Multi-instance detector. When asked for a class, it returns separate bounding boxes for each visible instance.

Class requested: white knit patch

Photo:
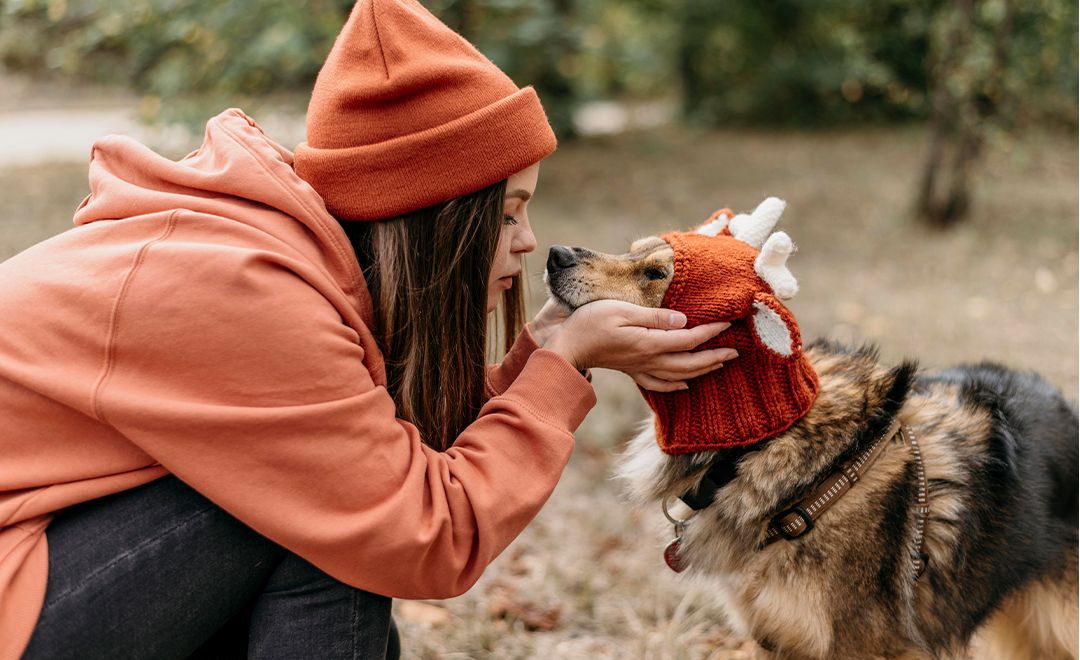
[752,301,793,356]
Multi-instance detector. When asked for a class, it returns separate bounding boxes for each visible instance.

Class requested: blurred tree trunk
[675,0,714,120]
[918,0,1016,228]
[533,0,579,139]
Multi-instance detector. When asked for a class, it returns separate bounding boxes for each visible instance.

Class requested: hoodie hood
[74,108,372,326]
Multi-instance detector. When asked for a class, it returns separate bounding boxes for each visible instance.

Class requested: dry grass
[0,124,1075,659]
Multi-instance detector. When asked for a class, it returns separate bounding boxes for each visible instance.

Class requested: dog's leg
[969,554,1079,660]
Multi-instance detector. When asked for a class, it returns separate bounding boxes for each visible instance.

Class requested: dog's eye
[644,267,666,281]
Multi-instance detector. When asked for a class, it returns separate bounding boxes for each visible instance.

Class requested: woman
[0,1,733,657]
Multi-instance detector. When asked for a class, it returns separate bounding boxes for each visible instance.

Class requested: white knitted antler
[695,196,800,299]
[695,215,728,236]
[729,197,786,249]
[755,231,799,299]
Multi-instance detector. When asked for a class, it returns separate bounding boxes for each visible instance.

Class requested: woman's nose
[513,224,537,254]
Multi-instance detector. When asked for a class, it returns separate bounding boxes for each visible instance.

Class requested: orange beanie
[640,206,819,454]
[293,0,557,221]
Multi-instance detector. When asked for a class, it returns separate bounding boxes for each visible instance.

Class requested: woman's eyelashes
[503,214,519,225]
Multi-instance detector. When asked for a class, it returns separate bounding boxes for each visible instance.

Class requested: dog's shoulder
[920,360,1078,531]
[723,342,917,524]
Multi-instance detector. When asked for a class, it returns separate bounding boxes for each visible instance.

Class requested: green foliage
[666,0,945,125]
[424,0,678,137]
[0,0,1074,132]
[981,0,1078,127]
[0,0,352,122]
[426,0,583,137]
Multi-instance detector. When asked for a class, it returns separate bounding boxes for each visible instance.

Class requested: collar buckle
[770,504,815,540]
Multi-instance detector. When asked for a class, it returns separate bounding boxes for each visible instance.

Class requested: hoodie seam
[91,211,180,425]
[215,120,364,297]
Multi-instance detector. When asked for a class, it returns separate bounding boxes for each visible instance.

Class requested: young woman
[0,1,733,658]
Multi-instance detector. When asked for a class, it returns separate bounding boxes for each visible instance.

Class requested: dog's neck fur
[620,340,917,548]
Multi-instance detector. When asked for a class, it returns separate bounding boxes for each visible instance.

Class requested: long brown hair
[341,181,525,451]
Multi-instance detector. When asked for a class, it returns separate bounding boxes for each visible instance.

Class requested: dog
[544,201,1078,659]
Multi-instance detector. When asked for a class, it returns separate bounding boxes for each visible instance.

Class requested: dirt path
[0,105,309,166]
[1,107,142,165]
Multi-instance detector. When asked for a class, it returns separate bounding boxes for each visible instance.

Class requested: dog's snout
[547,245,578,273]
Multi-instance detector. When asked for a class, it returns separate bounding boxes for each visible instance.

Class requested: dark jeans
[22,475,400,660]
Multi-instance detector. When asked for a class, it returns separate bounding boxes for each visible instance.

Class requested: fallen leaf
[397,601,450,626]
[487,585,562,631]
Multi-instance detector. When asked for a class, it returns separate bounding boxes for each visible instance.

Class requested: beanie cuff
[644,353,820,455]
[294,87,556,220]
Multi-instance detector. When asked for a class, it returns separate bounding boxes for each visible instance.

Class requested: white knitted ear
[695,216,729,236]
[729,197,786,249]
[752,300,794,356]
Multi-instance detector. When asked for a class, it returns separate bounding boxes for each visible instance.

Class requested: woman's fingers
[529,298,573,347]
[614,302,688,330]
[648,359,735,382]
[648,364,727,381]
[631,372,688,392]
[642,320,731,352]
[584,299,688,329]
[544,299,735,373]
[648,347,737,374]
[634,347,737,390]
[604,300,686,328]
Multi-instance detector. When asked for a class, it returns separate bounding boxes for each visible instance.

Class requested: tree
[917,0,1016,227]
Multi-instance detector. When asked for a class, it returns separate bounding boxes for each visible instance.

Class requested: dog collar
[664,418,930,580]
[678,444,761,510]
[762,419,903,544]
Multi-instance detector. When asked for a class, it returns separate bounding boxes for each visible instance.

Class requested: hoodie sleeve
[484,325,541,397]
[94,225,596,599]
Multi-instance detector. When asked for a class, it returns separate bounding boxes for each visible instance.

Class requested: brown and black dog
[545,203,1078,659]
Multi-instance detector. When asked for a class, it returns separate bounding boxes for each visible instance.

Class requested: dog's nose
[547,245,577,272]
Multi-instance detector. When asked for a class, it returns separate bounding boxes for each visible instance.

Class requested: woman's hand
[540,299,735,392]
[527,298,572,348]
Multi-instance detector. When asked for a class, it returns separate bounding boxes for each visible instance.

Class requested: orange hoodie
[0,108,596,657]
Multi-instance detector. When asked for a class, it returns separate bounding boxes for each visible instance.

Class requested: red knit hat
[293,0,557,221]
[640,199,820,454]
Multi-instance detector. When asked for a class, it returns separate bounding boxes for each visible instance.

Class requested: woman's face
[487,163,540,313]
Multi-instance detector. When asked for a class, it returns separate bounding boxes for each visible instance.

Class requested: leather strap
[679,445,756,511]
[903,425,930,578]
[763,418,931,581]
[764,419,902,544]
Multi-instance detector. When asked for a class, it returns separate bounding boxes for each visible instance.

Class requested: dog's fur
[546,238,1079,659]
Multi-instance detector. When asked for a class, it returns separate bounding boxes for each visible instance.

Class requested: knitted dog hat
[640,198,820,454]
[294,0,556,221]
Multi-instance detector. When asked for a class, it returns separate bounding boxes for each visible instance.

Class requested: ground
[0,120,1075,660]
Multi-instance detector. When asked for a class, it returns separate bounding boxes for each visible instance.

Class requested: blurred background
[1,1,1076,658]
